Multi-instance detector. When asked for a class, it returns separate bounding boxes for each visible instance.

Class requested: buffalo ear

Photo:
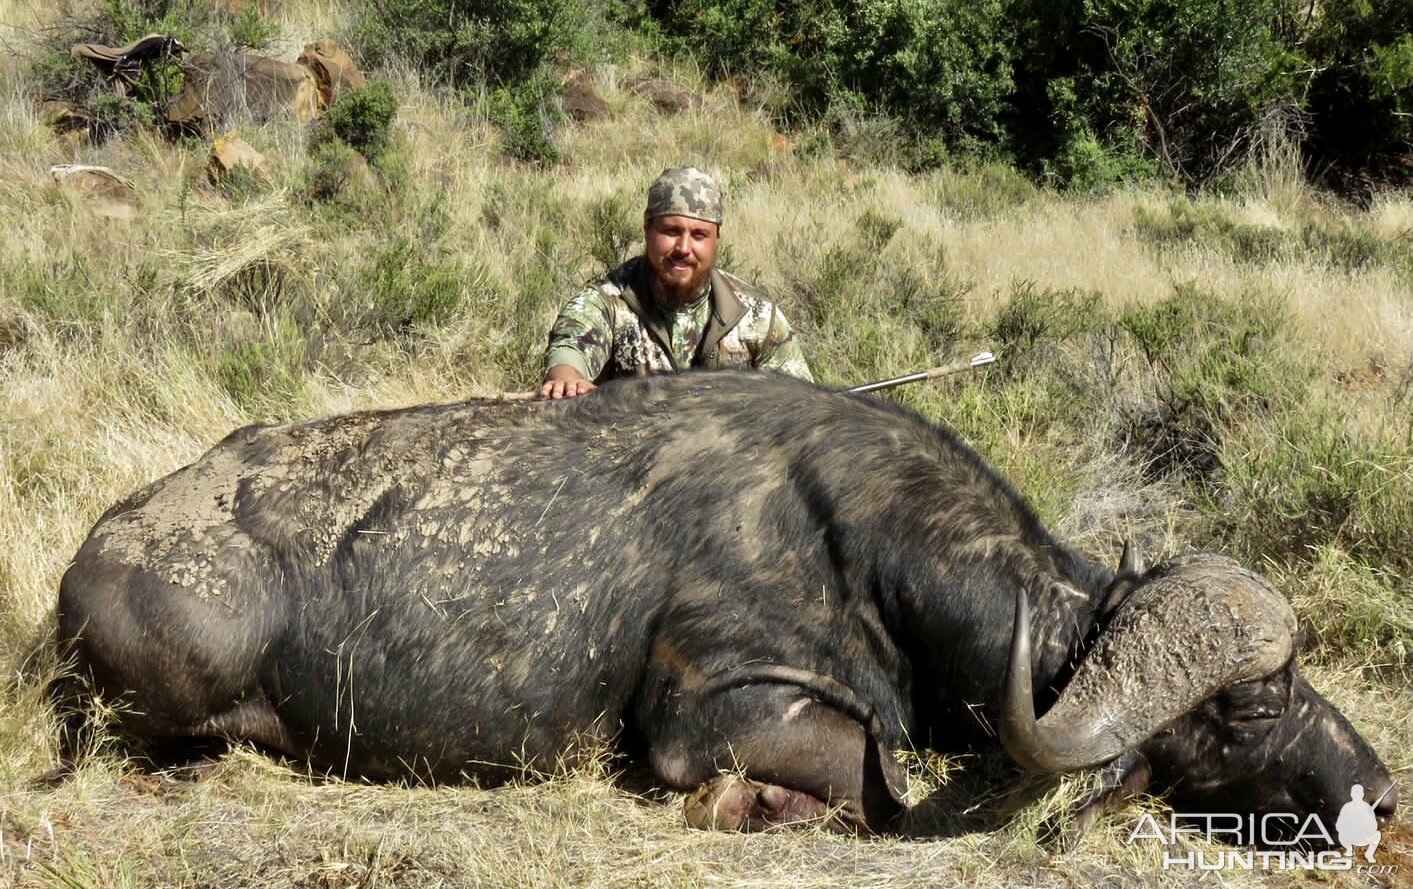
[872,739,910,803]
[1119,539,1145,576]
[1040,751,1153,850]
[1099,540,1146,619]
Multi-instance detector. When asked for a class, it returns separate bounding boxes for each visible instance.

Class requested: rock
[627,77,702,115]
[296,39,366,111]
[208,133,267,184]
[48,164,137,220]
[561,70,611,122]
[167,52,320,129]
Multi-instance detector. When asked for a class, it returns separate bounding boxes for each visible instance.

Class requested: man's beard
[650,263,712,310]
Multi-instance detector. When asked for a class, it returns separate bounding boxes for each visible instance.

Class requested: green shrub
[587,191,641,272]
[927,163,1037,221]
[792,242,874,329]
[216,1,280,51]
[1216,405,1413,583]
[318,82,399,163]
[1009,0,1302,186]
[885,263,966,356]
[977,282,1112,436]
[1299,0,1413,190]
[486,78,562,165]
[300,139,375,206]
[352,0,590,88]
[212,313,307,414]
[1133,199,1413,278]
[988,281,1108,372]
[1300,218,1413,279]
[1133,199,1288,264]
[1043,126,1157,193]
[855,209,902,252]
[92,0,278,51]
[362,236,482,332]
[654,0,1015,150]
[98,0,196,45]
[210,159,267,203]
[86,91,157,139]
[1118,285,1307,484]
[27,0,278,144]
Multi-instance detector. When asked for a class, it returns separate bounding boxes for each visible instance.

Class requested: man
[1336,784,1382,863]
[540,166,812,399]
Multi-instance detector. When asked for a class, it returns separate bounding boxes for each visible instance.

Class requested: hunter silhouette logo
[1337,783,1389,863]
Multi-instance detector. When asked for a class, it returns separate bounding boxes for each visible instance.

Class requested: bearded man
[540,166,813,399]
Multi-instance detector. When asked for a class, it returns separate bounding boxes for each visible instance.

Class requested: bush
[927,162,1037,221]
[485,77,562,165]
[988,281,1109,373]
[1299,0,1413,191]
[27,0,279,144]
[1042,124,1156,192]
[352,0,591,87]
[1118,285,1306,484]
[211,313,307,414]
[1217,405,1413,583]
[587,190,641,272]
[1134,199,1291,264]
[301,139,376,206]
[1008,0,1302,187]
[631,0,1406,191]
[318,81,399,163]
[1133,199,1413,278]
[361,236,480,332]
[654,0,1015,149]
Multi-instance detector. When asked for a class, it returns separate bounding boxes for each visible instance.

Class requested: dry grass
[2,2,1411,887]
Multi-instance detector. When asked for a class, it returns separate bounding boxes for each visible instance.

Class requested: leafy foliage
[26,0,1413,188]
[486,77,563,165]
[352,1,586,163]
[1118,285,1303,485]
[1299,0,1413,192]
[352,0,590,87]
[637,0,1410,190]
[360,236,481,332]
[211,312,308,414]
[1133,198,1413,279]
[655,0,1015,155]
[318,81,400,163]
[27,0,280,144]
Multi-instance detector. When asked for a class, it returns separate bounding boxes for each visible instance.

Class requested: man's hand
[540,365,597,399]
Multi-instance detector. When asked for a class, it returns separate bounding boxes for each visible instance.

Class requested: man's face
[644,214,719,309]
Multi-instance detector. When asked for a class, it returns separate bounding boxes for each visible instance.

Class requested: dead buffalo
[55,370,1395,837]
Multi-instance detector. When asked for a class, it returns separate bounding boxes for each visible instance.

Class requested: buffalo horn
[1000,553,1297,773]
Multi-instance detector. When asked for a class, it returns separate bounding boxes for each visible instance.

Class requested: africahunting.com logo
[1127,783,1398,876]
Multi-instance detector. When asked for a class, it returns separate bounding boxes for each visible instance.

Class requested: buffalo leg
[643,681,903,832]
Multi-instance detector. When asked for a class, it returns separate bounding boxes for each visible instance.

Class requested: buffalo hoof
[683,775,838,831]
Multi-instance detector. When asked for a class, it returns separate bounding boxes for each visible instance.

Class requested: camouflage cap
[645,166,723,226]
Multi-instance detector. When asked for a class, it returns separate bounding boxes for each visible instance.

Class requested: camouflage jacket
[543,256,813,383]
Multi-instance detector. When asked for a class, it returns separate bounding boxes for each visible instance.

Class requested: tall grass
[2,2,1411,886]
